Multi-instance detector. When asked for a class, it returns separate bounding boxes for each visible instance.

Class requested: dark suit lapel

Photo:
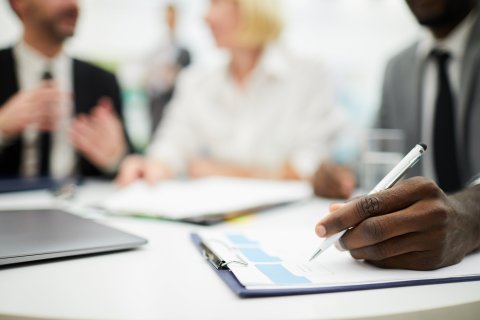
[459,16,480,179]
[0,48,23,176]
[71,59,85,175]
[405,44,425,152]
[73,59,81,115]
[413,52,425,148]
[459,18,480,140]
[399,44,426,179]
[72,58,88,115]
[0,48,20,105]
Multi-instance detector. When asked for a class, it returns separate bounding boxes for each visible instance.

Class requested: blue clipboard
[191,233,480,298]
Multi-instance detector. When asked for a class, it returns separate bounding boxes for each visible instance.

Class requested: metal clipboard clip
[200,239,248,270]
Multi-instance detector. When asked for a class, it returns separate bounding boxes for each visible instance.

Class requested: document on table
[100,177,313,224]
[193,228,480,296]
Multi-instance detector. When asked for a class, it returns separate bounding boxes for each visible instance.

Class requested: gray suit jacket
[377,14,480,188]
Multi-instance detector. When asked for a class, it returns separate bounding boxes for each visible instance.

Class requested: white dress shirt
[147,44,344,178]
[13,41,76,179]
[417,12,477,181]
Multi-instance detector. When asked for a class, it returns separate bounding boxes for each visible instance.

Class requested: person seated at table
[313,0,480,270]
[0,0,130,181]
[116,0,344,186]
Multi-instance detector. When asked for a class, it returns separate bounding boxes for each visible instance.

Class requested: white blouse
[147,44,344,178]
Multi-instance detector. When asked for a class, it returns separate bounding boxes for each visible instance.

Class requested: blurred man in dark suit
[0,0,130,180]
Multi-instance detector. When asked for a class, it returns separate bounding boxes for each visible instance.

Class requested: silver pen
[308,143,427,262]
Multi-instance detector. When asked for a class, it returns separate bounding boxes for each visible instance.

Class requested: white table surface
[0,181,479,320]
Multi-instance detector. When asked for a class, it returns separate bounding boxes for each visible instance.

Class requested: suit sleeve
[106,73,133,154]
[375,60,395,130]
[74,62,132,178]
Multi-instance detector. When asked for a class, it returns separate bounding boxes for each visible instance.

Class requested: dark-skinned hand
[315,177,480,270]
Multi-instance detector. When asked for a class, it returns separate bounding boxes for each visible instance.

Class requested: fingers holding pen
[312,176,466,270]
[348,231,440,264]
[315,177,438,238]
[338,201,438,251]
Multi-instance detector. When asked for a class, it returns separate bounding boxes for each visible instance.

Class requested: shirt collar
[254,42,290,80]
[417,10,477,61]
[14,40,69,79]
[221,42,291,84]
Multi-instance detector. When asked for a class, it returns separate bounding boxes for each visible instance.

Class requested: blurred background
[0,0,420,152]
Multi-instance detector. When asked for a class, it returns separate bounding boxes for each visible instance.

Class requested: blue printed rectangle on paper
[238,248,281,263]
[256,264,311,285]
[227,234,259,245]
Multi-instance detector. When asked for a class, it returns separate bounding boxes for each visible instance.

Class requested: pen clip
[409,157,421,168]
[200,239,248,270]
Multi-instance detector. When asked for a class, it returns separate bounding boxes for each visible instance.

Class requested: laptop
[0,209,147,266]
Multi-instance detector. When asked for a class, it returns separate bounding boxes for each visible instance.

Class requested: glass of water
[360,129,405,191]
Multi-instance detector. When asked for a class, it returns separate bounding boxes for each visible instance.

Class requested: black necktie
[431,50,461,192]
[39,69,53,176]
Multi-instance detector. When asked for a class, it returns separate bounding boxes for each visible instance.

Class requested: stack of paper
[100,177,313,223]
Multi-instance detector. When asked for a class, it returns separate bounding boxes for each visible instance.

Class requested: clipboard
[191,233,480,298]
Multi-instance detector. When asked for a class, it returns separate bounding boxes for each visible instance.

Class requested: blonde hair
[235,0,284,47]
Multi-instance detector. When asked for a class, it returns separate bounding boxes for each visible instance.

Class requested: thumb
[329,202,346,213]
[97,96,114,112]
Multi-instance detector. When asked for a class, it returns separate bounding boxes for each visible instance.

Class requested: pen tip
[419,143,427,151]
[308,250,322,262]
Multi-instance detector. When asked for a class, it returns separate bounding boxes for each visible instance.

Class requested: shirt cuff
[146,145,186,176]
[469,175,480,187]
[290,154,323,179]
[99,150,128,175]
[0,131,14,151]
